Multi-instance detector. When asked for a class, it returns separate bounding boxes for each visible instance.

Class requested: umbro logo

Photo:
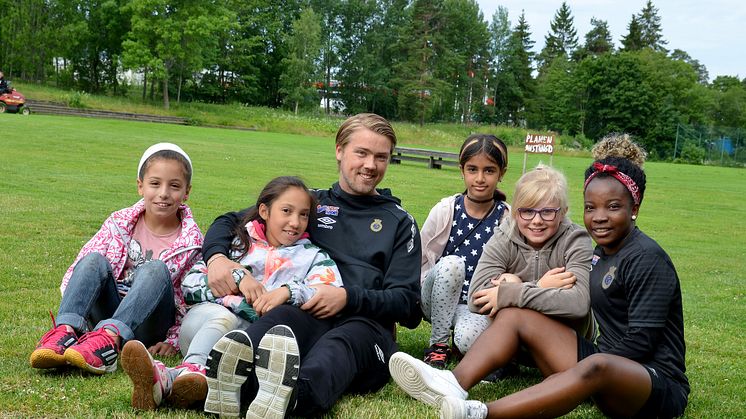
[318,217,336,225]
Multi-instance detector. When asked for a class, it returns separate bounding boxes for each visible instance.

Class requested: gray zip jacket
[467,217,596,339]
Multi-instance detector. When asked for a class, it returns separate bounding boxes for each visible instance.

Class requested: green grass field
[1,115,744,418]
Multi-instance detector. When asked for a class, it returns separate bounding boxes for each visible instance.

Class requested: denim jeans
[179,302,250,366]
[56,252,175,346]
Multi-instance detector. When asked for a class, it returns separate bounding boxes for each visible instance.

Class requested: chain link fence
[673,124,745,167]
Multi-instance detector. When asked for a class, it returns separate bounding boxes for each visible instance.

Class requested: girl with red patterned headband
[387,134,689,419]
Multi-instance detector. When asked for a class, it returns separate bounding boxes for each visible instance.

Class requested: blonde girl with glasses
[467,164,594,337]
[390,164,596,404]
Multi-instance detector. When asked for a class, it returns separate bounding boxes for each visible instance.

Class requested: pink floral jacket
[59,199,203,350]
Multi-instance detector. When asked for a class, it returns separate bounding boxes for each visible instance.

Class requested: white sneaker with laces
[440,396,488,419]
[389,351,467,408]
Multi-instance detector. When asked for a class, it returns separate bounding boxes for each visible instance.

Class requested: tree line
[1,0,744,159]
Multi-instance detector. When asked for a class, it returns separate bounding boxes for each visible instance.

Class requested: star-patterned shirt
[442,195,506,303]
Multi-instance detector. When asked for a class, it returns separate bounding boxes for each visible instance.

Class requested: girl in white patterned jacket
[120,176,343,411]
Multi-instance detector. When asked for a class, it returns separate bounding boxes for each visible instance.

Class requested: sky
[475,0,745,81]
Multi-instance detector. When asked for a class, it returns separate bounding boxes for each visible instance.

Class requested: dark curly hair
[584,134,647,205]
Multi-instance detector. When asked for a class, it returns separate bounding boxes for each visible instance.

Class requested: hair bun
[591,133,646,167]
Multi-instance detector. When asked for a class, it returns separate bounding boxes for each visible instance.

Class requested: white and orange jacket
[182,220,343,321]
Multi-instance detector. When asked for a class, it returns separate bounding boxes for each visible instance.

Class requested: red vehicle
[0,88,30,114]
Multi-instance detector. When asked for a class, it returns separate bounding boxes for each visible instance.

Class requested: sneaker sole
[64,348,116,375]
[29,348,67,369]
[167,372,208,409]
[246,325,300,419]
[204,330,254,417]
[389,352,451,408]
[120,340,158,410]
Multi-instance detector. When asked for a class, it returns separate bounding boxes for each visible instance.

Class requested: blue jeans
[56,252,175,346]
[179,302,250,366]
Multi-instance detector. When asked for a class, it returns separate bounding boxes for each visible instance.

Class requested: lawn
[1,115,744,418]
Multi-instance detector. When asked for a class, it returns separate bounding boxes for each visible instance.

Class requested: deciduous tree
[122,0,232,109]
[280,8,322,114]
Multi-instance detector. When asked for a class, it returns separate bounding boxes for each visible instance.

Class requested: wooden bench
[391,146,459,169]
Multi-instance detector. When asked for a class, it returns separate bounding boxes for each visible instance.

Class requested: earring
[631,215,637,220]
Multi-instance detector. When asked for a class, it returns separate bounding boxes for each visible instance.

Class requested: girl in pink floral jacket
[30,143,203,375]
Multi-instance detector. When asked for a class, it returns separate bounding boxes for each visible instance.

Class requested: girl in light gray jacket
[468,164,595,340]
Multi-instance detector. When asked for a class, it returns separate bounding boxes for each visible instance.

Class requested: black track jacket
[202,182,423,330]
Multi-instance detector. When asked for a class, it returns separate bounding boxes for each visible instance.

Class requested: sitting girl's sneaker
[64,326,120,374]
[423,343,451,369]
[167,362,208,408]
[389,351,467,408]
[121,340,173,410]
[440,397,488,419]
[29,313,77,369]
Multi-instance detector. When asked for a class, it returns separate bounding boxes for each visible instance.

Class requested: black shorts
[576,335,688,419]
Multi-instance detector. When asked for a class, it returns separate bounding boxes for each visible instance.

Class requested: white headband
[137,143,192,178]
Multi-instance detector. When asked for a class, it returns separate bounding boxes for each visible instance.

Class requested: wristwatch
[231,268,245,285]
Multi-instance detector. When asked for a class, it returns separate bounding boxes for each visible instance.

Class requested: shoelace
[175,362,206,375]
[77,324,121,349]
[427,351,448,362]
[38,310,73,344]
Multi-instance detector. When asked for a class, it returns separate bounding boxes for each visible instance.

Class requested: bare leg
[484,353,652,418]
[452,308,578,390]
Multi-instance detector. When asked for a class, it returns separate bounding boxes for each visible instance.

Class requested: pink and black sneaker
[64,325,120,374]
[29,312,78,369]
[167,362,208,409]
[121,340,173,410]
[423,343,451,369]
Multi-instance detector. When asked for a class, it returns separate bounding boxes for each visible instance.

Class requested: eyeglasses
[517,207,561,221]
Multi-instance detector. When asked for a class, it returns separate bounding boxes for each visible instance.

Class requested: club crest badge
[370,218,383,232]
[602,266,617,289]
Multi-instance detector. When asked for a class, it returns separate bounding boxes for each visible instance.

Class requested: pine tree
[670,49,709,84]
[537,2,578,71]
[580,17,613,58]
[638,0,667,52]
[621,14,644,51]
[502,10,535,125]
[394,0,448,125]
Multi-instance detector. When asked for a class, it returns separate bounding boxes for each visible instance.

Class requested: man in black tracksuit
[201,113,422,416]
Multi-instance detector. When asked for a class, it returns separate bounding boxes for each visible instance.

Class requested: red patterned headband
[583,162,641,205]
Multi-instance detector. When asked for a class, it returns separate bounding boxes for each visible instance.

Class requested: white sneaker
[389,351,467,408]
[246,325,300,419]
[204,330,254,417]
[440,397,488,419]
